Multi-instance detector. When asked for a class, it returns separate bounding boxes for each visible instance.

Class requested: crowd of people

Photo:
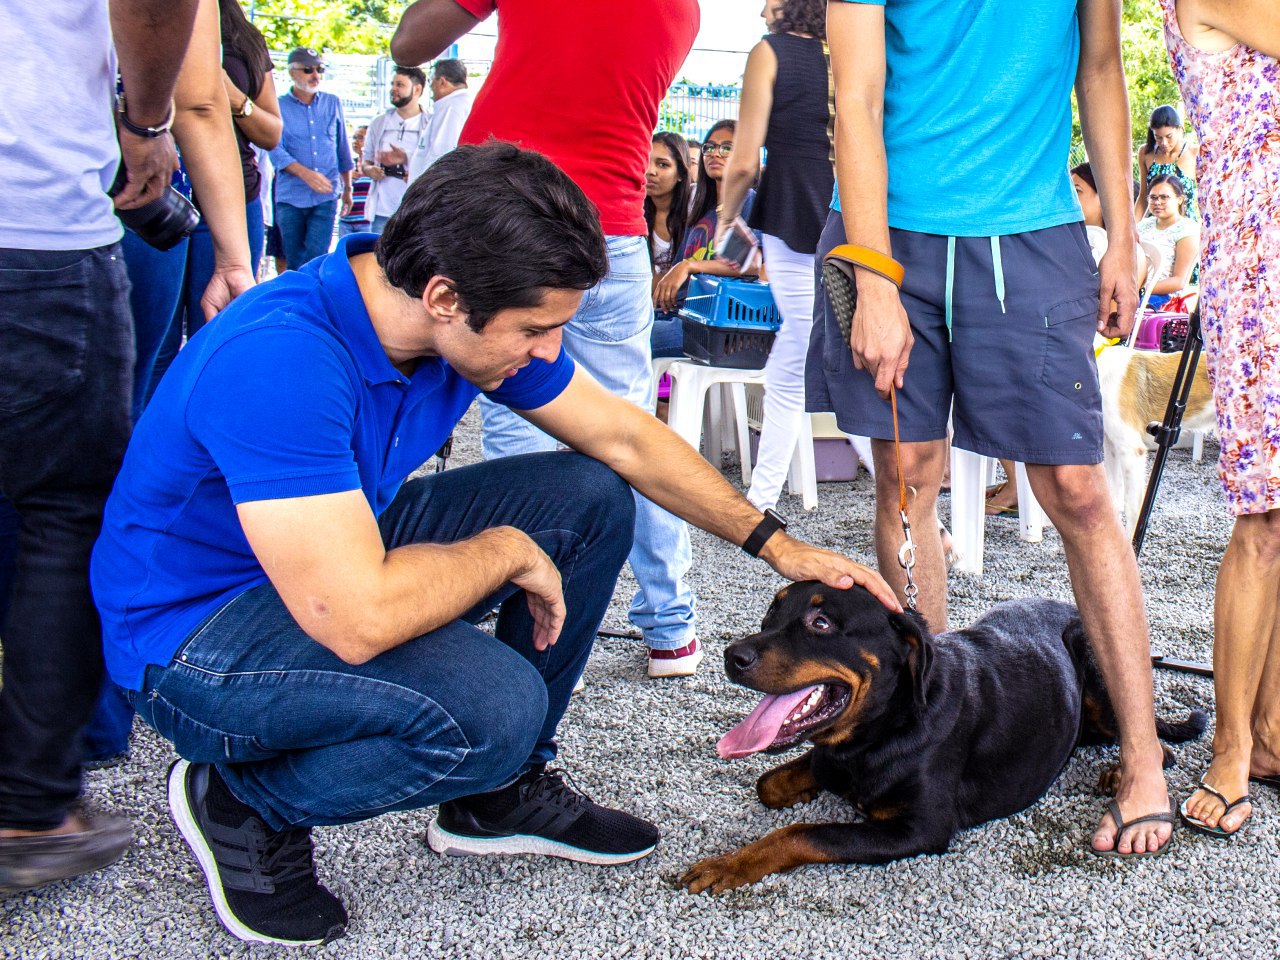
[0,0,1277,950]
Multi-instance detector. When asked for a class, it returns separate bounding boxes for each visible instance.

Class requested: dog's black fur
[681,582,1207,893]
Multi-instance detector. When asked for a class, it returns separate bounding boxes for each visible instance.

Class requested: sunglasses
[295,65,325,75]
[701,142,734,157]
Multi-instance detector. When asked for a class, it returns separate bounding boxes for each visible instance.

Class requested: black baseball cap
[288,47,323,69]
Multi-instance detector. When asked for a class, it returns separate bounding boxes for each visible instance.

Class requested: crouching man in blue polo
[90,142,897,948]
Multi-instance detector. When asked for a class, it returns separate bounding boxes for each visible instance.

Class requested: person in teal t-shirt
[808,0,1173,860]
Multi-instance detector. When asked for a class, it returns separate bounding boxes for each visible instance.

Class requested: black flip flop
[1091,799,1176,858]
[1179,778,1252,838]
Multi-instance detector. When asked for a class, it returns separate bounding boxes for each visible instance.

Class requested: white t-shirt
[0,1,122,250]
[408,89,475,183]
[1137,216,1197,283]
[651,233,673,272]
[364,110,425,219]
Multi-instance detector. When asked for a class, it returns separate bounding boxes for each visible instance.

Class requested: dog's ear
[889,610,932,710]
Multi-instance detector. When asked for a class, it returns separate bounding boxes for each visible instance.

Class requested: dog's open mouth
[716,683,851,759]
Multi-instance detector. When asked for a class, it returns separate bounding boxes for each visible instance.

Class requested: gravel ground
[6,409,1276,960]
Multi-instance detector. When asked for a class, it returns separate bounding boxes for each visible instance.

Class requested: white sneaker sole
[647,648,704,679]
[426,819,655,866]
[168,760,329,947]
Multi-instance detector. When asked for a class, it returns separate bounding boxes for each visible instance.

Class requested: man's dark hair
[395,65,428,91]
[433,59,468,86]
[377,142,608,331]
[772,0,827,39]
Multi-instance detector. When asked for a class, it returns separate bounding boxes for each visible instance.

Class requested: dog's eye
[806,611,832,633]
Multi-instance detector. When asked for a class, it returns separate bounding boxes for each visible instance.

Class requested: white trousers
[747,234,816,511]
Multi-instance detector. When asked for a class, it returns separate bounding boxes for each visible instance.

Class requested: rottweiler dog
[681,582,1206,894]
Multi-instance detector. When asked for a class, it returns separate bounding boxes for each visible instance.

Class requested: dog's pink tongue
[717,685,822,759]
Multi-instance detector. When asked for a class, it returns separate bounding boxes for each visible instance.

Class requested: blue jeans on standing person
[183,199,266,343]
[479,234,695,651]
[650,308,685,358]
[276,199,337,270]
[128,452,635,830]
[0,244,134,830]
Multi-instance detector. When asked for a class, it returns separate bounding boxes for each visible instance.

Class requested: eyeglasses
[701,142,734,157]
[294,65,325,75]
[1148,194,1177,203]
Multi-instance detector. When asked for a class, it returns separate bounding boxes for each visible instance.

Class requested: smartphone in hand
[714,217,762,274]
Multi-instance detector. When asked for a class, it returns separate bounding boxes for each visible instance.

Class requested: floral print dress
[1161,0,1280,515]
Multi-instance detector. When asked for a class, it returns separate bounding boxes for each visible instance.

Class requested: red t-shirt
[456,0,699,236]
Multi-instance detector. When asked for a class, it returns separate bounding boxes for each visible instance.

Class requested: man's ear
[888,610,932,711]
[422,277,463,323]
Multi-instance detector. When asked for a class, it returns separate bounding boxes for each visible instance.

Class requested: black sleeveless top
[747,32,834,255]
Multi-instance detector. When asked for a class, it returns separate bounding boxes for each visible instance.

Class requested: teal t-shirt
[831,0,1083,236]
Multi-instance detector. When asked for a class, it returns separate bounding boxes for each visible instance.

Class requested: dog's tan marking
[756,751,820,809]
[860,651,880,670]
[776,586,790,600]
[865,804,903,822]
[681,824,835,894]
[809,593,825,606]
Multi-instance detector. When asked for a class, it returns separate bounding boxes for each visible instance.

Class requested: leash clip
[897,509,919,611]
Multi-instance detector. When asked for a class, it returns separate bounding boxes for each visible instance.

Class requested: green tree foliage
[244,1,407,57]
[1121,0,1182,141]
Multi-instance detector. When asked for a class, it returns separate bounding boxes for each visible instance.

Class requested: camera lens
[109,164,200,251]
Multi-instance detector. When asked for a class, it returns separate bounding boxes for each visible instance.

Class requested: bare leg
[1026,462,1170,854]
[986,459,1020,514]
[1183,510,1280,832]
[870,438,947,632]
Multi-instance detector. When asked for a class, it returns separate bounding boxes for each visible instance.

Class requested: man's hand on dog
[758,534,901,613]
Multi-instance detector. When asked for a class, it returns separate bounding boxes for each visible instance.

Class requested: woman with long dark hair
[715,0,834,510]
[1135,104,1199,222]
[644,132,690,275]
[1136,173,1200,310]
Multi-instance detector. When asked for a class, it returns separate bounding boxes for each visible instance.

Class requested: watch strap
[117,94,174,139]
[742,509,787,558]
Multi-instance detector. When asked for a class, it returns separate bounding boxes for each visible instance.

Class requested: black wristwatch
[742,508,788,558]
[117,94,174,139]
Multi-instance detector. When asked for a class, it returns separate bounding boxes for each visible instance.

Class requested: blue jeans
[650,309,685,358]
[121,229,188,423]
[184,199,266,343]
[479,235,695,650]
[130,452,634,830]
[337,219,369,238]
[276,199,337,270]
[370,214,391,234]
[0,245,134,829]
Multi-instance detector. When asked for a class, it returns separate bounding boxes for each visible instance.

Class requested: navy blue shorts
[806,211,1104,465]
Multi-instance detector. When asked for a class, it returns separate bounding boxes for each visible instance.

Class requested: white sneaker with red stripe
[646,638,703,678]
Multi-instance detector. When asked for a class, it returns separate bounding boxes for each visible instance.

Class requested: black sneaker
[167,759,347,945]
[427,765,659,866]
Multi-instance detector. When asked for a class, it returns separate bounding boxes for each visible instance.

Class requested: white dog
[1095,341,1215,535]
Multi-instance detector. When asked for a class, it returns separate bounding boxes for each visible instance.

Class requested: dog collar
[743,509,788,558]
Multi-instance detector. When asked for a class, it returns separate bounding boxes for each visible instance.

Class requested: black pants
[0,244,134,830]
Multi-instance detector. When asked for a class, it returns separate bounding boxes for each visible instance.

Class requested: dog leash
[889,387,919,612]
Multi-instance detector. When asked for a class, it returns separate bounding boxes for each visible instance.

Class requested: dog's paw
[680,852,764,895]
[1096,762,1121,796]
[757,779,820,810]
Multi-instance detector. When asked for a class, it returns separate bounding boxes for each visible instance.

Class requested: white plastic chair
[1128,240,1164,347]
[948,448,1048,576]
[663,359,818,510]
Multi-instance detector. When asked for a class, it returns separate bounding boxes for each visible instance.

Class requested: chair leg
[948,447,988,575]
[666,366,709,457]
[1012,462,1045,542]
[788,414,818,511]
[729,382,753,486]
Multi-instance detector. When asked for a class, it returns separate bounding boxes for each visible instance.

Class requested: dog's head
[716,581,932,760]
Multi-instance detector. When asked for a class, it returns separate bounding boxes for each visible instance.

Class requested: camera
[381,163,408,181]
[108,162,199,251]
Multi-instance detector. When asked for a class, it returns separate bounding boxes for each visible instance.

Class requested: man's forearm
[391,0,481,65]
[110,0,200,124]
[1077,0,1135,240]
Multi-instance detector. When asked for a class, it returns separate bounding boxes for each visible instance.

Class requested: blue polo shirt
[92,234,575,690]
[830,0,1082,236]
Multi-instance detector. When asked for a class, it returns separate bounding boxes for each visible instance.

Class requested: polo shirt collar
[318,234,410,387]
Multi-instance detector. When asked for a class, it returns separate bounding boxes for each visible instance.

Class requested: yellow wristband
[824,244,904,288]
